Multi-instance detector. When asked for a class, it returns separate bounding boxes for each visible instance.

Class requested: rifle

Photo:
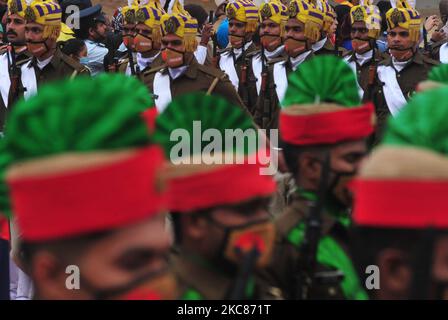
[366,42,378,104]
[260,46,271,129]
[209,10,219,68]
[423,17,430,53]
[6,42,21,108]
[127,44,137,76]
[239,40,250,111]
[334,20,340,57]
[227,247,260,300]
[294,153,334,300]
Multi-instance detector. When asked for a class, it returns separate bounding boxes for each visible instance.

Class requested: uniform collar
[382,50,424,67]
[289,50,312,71]
[232,41,253,60]
[312,37,327,52]
[165,57,199,80]
[29,48,62,70]
[354,50,374,66]
[264,45,285,61]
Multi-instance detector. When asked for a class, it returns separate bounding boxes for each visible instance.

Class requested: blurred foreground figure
[0,74,175,300]
[154,93,280,299]
[351,87,448,300]
[259,56,374,300]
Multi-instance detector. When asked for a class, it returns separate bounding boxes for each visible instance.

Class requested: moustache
[6,31,17,37]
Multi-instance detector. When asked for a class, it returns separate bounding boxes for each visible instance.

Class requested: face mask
[122,35,135,50]
[27,40,50,58]
[312,157,357,209]
[79,57,89,65]
[161,48,184,68]
[261,35,282,52]
[229,34,245,48]
[210,218,276,269]
[134,34,153,53]
[390,47,414,61]
[351,38,371,54]
[82,269,178,300]
[284,38,307,57]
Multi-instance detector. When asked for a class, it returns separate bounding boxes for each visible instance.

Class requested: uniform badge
[125,9,136,24]
[9,0,19,14]
[352,7,365,22]
[24,6,36,22]
[164,17,179,34]
[226,6,236,19]
[289,2,297,18]
[136,8,146,23]
[390,9,404,26]
[260,5,272,20]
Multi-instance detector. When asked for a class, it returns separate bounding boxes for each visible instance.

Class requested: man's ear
[31,251,72,300]
[376,248,412,299]
[299,152,322,183]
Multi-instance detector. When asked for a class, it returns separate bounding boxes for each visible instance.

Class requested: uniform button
[379,90,382,94]
[397,74,401,78]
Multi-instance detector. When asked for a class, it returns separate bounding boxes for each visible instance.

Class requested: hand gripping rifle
[127,44,137,76]
[294,153,342,300]
[260,46,271,129]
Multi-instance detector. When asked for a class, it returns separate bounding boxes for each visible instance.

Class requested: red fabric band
[0,217,9,241]
[168,154,276,212]
[352,179,448,229]
[8,146,167,242]
[141,108,158,134]
[279,103,375,145]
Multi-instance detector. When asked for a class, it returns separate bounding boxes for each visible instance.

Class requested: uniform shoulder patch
[267,56,288,66]
[197,64,227,80]
[142,64,166,77]
[246,49,261,59]
[59,52,88,72]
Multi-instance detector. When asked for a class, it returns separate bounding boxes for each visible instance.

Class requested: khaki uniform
[258,192,368,300]
[0,48,32,130]
[143,57,246,111]
[218,43,259,115]
[371,52,438,143]
[343,49,388,102]
[19,48,89,88]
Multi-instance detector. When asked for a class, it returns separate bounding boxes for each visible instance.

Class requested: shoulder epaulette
[198,63,227,80]
[60,52,88,72]
[267,56,288,66]
[142,64,166,77]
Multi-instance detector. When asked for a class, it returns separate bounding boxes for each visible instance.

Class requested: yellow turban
[386,0,421,43]
[7,0,28,18]
[136,2,165,46]
[160,13,198,52]
[259,0,288,36]
[288,0,324,43]
[24,0,62,40]
[350,4,382,39]
[226,0,259,33]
